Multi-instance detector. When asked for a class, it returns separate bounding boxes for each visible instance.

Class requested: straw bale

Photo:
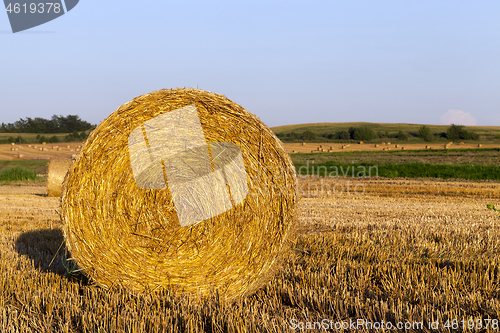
[27,145,32,148]
[17,153,24,158]
[67,145,70,149]
[387,142,391,145]
[61,88,297,301]
[42,142,46,145]
[478,144,482,147]
[460,142,464,145]
[47,158,74,197]
[375,144,379,148]
[11,142,15,146]
[301,142,306,145]
[401,147,406,150]
[359,141,363,144]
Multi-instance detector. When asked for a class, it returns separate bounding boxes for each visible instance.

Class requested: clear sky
[1,1,499,127]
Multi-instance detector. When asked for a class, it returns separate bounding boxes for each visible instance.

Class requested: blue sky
[1,1,499,127]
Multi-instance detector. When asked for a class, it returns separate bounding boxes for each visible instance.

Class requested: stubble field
[1,176,500,332]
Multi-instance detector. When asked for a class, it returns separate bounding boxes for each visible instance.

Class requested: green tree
[418,125,433,141]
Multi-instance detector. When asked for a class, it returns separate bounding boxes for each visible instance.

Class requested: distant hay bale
[447,142,453,146]
[387,142,391,145]
[47,158,74,197]
[460,142,464,145]
[17,153,24,159]
[11,142,15,146]
[401,147,406,150]
[359,141,363,144]
[395,144,399,148]
[61,88,297,301]
[27,145,32,148]
[42,142,46,145]
[67,145,70,149]
[375,144,379,148]
[302,142,306,145]
[478,144,482,147]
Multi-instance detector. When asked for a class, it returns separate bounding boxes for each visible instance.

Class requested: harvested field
[284,142,500,154]
[1,178,500,331]
[0,143,81,160]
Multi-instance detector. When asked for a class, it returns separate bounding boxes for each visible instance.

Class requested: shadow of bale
[15,228,86,282]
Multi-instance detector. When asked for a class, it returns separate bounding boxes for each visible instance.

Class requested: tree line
[0,115,95,133]
[276,124,480,142]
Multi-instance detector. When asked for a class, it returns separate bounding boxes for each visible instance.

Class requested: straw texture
[61,88,297,301]
[47,158,73,197]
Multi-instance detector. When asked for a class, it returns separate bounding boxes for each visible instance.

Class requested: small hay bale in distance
[61,88,298,301]
[47,158,74,197]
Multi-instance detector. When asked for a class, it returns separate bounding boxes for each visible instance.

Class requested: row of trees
[0,115,95,133]
[277,124,480,142]
[418,124,479,141]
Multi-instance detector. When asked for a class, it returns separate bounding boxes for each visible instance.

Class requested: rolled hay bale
[301,142,306,145]
[395,144,399,148]
[27,145,32,148]
[17,153,24,159]
[375,144,379,148]
[359,141,363,144]
[478,144,482,147]
[61,88,297,301]
[460,142,464,145]
[401,147,406,150]
[47,158,74,197]
[11,142,15,146]
[387,142,391,145]
[42,142,46,145]
[66,145,70,149]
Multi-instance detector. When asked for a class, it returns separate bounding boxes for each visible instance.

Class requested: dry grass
[1,178,500,331]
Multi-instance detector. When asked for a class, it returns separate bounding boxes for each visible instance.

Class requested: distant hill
[270,122,500,143]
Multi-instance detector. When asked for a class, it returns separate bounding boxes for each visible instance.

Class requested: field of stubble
[1,178,500,332]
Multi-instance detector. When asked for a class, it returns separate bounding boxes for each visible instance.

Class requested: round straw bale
[61,88,297,301]
[27,145,32,148]
[47,158,74,197]
[42,142,46,145]
[17,153,24,159]
[11,142,15,146]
